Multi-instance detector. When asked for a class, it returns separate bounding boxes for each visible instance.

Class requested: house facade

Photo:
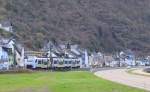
[89,52,105,68]
[119,50,136,66]
[0,38,24,70]
[0,21,13,32]
[89,52,116,68]
[0,39,14,70]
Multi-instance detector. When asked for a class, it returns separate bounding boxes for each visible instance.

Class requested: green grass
[0,71,146,92]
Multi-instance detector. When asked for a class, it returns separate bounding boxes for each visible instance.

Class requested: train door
[35,59,43,68]
[42,59,50,68]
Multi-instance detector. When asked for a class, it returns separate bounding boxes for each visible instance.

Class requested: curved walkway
[95,69,150,91]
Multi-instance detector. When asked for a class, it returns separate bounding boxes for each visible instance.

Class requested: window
[65,61,68,64]
[18,58,20,61]
[43,61,48,65]
[69,61,72,64]
[43,59,48,65]
[54,61,57,64]
[38,60,42,64]
[35,60,37,63]
[77,61,80,64]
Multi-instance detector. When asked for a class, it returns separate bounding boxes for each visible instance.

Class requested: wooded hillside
[1,0,150,54]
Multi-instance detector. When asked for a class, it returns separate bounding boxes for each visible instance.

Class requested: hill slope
[1,0,150,54]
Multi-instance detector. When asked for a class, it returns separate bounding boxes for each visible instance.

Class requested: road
[95,69,150,91]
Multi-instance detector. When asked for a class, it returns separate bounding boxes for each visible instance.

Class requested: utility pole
[118,52,121,67]
[13,44,16,68]
[49,41,53,72]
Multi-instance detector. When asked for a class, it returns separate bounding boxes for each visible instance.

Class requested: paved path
[95,69,150,91]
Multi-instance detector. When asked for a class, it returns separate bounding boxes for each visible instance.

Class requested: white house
[0,38,25,70]
[0,38,14,70]
[89,52,104,67]
[0,21,13,32]
[119,50,136,66]
[0,47,10,70]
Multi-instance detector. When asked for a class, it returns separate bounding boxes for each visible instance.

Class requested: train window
[54,61,56,64]
[43,61,48,65]
[35,60,37,63]
[69,61,71,64]
[38,60,42,64]
[65,61,67,64]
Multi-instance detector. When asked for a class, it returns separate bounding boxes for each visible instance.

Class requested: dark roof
[14,44,22,55]
[0,38,13,46]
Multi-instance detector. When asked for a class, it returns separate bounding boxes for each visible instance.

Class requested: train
[25,56,81,70]
[52,58,81,70]
[25,57,50,69]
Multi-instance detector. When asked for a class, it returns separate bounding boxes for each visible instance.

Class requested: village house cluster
[0,21,150,70]
[89,50,150,68]
[0,37,90,70]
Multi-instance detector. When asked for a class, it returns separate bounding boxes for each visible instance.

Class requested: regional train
[25,57,81,70]
[52,58,81,69]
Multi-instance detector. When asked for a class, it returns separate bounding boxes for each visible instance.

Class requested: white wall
[0,47,9,60]
[0,47,9,70]
[84,50,89,68]
[0,24,12,32]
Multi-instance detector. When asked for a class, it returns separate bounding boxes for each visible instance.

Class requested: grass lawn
[0,71,146,92]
